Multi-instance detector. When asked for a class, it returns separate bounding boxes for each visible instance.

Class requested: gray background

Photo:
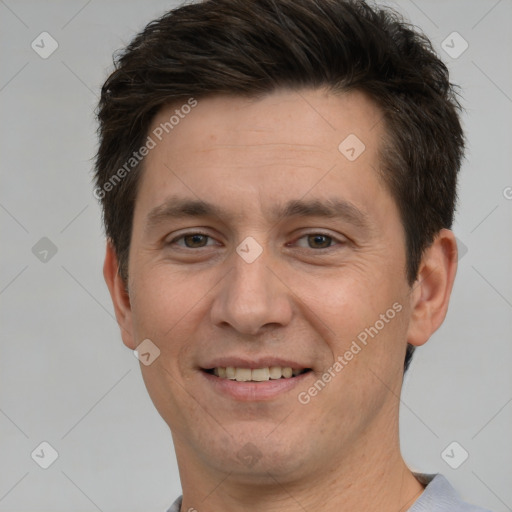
[1,0,511,510]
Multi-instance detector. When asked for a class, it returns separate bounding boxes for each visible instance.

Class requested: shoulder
[166,495,183,512]
[409,473,493,512]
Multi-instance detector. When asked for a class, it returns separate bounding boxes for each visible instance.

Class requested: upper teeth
[213,367,302,381]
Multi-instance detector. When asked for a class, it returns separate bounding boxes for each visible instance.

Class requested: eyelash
[168,231,217,248]
[167,231,344,250]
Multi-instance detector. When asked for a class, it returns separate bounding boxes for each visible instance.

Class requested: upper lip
[201,357,310,370]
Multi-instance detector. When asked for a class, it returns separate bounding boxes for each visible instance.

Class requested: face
[110,88,425,483]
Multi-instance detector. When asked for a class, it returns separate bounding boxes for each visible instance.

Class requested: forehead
[149,87,382,161]
[135,88,390,223]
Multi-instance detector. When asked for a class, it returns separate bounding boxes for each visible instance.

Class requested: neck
[174,407,425,512]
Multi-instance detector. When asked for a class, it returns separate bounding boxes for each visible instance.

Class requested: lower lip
[201,370,311,401]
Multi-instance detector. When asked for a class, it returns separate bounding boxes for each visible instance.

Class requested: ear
[406,229,458,347]
[103,241,136,350]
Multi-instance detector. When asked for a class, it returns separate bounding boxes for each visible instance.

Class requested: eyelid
[166,230,220,247]
[165,229,347,249]
[288,231,348,250]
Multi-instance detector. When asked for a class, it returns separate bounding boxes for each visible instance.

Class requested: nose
[210,248,293,336]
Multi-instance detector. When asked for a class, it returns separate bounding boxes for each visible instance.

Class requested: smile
[204,366,311,381]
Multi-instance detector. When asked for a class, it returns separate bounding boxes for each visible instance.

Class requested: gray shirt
[166,473,492,512]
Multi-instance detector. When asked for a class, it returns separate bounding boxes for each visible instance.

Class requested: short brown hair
[94,0,464,372]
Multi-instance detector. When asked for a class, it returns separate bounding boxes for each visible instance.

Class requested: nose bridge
[211,246,292,335]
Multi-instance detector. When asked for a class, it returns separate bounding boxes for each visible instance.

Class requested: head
[97,0,463,483]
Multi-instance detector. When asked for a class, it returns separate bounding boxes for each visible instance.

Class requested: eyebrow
[144,195,370,232]
[272,198,369,229]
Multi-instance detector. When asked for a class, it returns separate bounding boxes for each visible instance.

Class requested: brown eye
[291,232,343,250]
[307,234,333,249]
[182,234,209,248]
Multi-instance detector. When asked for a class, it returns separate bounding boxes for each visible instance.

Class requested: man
[94,0,491,510]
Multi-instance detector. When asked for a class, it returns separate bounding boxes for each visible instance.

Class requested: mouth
[199,358,314,401]
[202,366,312,382]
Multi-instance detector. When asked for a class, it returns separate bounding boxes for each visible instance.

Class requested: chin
[201,426,314,482]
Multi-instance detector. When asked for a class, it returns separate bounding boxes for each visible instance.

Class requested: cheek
[129,266,209,347]
[296,268,394,331]
[295,268,409,373]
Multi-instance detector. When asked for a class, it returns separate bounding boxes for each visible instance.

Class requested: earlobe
[103,241,136,350]
[406,229,458,347]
